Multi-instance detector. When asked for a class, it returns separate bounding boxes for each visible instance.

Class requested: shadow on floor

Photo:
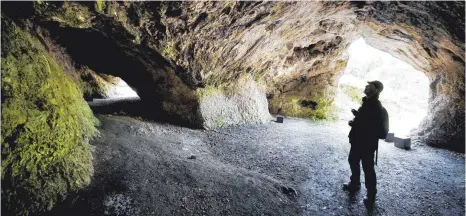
[87,97,199,129]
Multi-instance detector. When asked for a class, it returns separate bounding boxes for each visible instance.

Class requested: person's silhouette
[343,81,385,207]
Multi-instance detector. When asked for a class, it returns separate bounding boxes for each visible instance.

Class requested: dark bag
[378,107,389,139]
[375,107,388,166]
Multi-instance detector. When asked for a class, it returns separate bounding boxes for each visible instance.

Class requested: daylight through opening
[105,77,139,99]
[83,72,139,102]
[336,38,429,137]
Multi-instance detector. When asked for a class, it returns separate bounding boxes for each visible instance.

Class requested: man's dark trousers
[348,144,376,193]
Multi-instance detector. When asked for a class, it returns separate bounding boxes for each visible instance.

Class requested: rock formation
[1,18,99,215]
[1,1,464,214]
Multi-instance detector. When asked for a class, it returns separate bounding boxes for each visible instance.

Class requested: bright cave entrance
[335,38,429,137]
[105,77,139,99]
[86,74,140,111]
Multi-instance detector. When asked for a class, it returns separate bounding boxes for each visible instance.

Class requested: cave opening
[40,21,170,104]
[335,38,429,137]
[85,73,143,118]
[105,77,139,99]
[40,21,188,124]
[87,74,140,100]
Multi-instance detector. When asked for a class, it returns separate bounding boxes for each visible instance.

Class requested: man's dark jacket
[348,96,384,150]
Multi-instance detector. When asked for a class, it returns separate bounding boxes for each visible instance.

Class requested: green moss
[105,2,129,25]
[253,68,268,82]
[340,84,363,105]
[34,1,93,28]
[215,118,224,128]
[162,70,202,126]
[225,0,235,9]
[202,61,248,88]
[269,92,338,121]
[197,73,254,101]
[95,0,105,13]
[196,85,223,100]
[161,40,177,59]
[1,20,98,215]
[334,60,348,72]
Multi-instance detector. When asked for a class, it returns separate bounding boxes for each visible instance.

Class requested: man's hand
[348,120,354,127]
[351,109,359,116]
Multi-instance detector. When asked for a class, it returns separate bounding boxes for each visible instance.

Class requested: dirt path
[46,114,464,216]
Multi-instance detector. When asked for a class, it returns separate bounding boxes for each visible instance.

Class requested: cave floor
[46,115,465,216]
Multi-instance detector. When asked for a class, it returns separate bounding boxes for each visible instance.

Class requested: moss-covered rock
[34,1,93,28]
[268,91,338,121]
[77,67,116,100]
[1,19,99,215]
[161,69,203,127]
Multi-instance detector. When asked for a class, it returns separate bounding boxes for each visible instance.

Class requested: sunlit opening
[106,78,139,99]
[335,38,429,137]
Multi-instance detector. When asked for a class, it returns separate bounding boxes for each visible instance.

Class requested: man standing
[343,80,385,207]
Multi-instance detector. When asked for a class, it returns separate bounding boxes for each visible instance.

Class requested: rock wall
[2,1,464,146]
[198,75,272,129]
[1,18,99,215]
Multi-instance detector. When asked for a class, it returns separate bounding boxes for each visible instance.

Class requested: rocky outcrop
[2,1,464,145]
[198,74,272,128]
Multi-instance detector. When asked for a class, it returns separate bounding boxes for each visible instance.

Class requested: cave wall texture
[2,0,464,152]
[1,1,464,214]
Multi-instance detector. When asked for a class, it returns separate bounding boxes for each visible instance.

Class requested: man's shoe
[342,182,360,192]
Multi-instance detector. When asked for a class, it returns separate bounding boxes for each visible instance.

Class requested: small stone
[188,155,196,159]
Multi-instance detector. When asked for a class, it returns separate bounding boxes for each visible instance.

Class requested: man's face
[364,83,377,96]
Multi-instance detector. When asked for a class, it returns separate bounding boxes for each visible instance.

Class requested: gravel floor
[45,113,465,216]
